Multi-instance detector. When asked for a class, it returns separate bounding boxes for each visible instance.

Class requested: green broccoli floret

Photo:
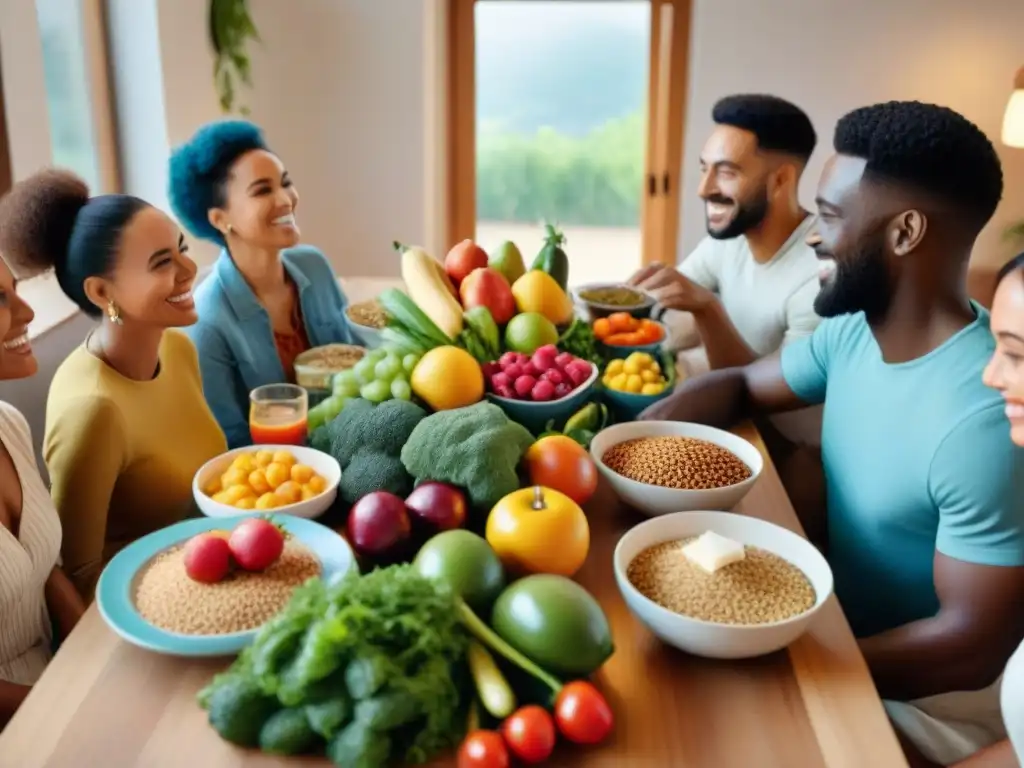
[400,402,535,510]
[326,398,428,504]
[204,675,280,747]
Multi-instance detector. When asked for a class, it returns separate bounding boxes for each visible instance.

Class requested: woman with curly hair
[168,120,355,448]
[0,255,85,728]
[0,170,227,600]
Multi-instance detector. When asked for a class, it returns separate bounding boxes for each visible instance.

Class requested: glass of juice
[249,384,309,446]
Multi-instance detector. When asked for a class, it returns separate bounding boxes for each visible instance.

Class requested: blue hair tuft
[167,119,268,244]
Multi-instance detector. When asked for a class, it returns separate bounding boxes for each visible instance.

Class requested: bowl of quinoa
[96,514,356,657]
[614,510,833,659]
[590,421,763,516]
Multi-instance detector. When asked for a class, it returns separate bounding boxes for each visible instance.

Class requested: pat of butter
[681,531,746,574]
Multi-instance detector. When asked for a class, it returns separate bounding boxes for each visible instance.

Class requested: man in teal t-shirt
[642,101,1024,766]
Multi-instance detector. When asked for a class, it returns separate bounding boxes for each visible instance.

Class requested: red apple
[459,267,516,324]
[405,482,467,533]
[183,533,232,583]
[445,239,489,287]
[347,491,412,558]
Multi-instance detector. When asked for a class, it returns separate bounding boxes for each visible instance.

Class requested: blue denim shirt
[187,245,356,448]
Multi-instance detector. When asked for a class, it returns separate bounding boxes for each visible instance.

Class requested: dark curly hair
[712,94,817,162]
[997,251,1024,286]
[0,169,149,317]
[834,101,1003,229]
[167,119,269,245]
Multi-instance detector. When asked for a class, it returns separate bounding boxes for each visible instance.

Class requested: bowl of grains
[614,510,833,659]
[590,421,763,516]
[344,298,388,348]
[96,514,356,657]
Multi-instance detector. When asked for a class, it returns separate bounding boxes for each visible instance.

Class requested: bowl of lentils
[614,510,833,659]
[572,282,656,320]
[590,420,763,516]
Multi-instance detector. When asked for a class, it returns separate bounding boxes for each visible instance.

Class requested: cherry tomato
[458,730,509,768]
[502,705,556,764]
[555,680,614,745]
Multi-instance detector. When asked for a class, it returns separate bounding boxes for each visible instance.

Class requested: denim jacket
[186,245,355,448]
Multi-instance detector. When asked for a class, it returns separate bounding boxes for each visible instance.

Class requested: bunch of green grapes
[339,346,420,404]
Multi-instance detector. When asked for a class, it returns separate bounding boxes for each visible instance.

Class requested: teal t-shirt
[781,306,1024,638]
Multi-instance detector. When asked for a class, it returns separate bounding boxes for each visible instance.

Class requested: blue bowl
[600,320,669,360]
[486,364,598,434]
[601,384,673,421]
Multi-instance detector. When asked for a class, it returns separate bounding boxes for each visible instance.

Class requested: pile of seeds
[626,538,816,625]
[601,436,751,490]
[134,541,321,636]
[347,299,388,329]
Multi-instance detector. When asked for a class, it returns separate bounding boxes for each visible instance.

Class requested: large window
[448,0,692,285]
[35,0,103,190]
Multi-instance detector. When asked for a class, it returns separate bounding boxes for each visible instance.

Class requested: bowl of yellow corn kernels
[600,351,676,421]
[193,445,341,519]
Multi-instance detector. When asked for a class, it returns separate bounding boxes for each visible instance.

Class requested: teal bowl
[600,320,669,360]
[601,383,673,422]
[486,364,598,434]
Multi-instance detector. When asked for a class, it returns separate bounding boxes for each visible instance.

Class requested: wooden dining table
[0,422,908,768]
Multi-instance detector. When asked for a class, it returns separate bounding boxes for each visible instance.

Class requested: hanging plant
[208,0,261,115]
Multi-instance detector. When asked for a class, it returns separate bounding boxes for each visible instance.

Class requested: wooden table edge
[737,425,908,768]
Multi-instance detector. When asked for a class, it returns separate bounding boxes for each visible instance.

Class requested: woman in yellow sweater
[0,170,227,600]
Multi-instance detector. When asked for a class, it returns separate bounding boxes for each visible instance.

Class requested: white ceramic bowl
[590,421,763,516]
[614,510,833,659]
[193,444,342,520]
[343,314,385,349]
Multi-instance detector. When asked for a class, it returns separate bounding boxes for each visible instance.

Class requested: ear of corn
[393,243,464,339]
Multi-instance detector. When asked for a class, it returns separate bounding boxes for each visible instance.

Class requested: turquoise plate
[96,513,356,658]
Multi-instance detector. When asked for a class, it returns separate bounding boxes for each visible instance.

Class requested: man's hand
[628,263,715,314]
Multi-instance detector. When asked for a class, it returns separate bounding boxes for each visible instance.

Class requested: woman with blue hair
[168,120,355,448]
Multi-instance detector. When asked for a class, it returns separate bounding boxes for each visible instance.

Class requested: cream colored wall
[678,0,1024,269]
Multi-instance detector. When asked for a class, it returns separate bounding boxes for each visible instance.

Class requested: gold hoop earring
[226,224,235,234]
[106,301,123,325]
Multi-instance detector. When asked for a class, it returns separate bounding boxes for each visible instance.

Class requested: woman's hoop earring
[226,223,235,234]
[106,301,123,325]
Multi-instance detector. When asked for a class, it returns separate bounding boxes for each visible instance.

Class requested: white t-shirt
[665,215,824,446]
[1004,640,1024,762]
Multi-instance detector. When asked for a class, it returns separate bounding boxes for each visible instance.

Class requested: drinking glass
[249,384,309,446]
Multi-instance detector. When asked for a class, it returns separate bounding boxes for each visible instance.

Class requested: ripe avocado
[490,574,614,676]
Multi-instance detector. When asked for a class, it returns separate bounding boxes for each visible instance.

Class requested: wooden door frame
[443,0,691,267]
[0,44,12,197]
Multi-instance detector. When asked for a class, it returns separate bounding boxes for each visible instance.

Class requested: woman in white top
[0,255,85,728]
[962,252,1024,767]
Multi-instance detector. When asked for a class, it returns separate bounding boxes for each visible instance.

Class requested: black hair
[0,169,149,318]
[712,94,817,162]
[996,251,1024,287]
[167,120,269,244]
[833,100,1003,230]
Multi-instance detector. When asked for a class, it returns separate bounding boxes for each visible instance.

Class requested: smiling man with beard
[641,101,1024,767]
[630,94,821,375]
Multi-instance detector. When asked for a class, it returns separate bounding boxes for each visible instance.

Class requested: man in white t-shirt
[630,94,825,521]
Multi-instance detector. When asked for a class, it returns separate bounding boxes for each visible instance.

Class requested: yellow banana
[393,242,464,338]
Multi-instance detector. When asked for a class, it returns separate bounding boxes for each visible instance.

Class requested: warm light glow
[1004,90,1024,148]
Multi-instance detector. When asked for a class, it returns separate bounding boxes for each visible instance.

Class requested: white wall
[148,0,440,274]
[679,0,1024,269]
[0,0,53,179]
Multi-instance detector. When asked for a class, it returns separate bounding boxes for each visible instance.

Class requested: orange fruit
[523,435,599,505]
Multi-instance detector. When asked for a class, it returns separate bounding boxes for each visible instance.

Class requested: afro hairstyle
[833,101,1003,230]
[712,94,817,162]
[168,119,269,244]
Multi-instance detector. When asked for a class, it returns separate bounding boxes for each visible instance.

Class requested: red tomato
[228,518,285,571]
[501,705,556,764]
[523,435,599,505]
[183,533,231,583]
[555,681,614,745]
[458,730,509,768]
